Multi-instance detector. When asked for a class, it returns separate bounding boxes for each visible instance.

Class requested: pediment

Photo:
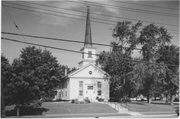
[68,63,109,79]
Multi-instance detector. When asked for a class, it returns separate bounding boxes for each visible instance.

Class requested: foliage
[97,49,134,99]
[157,45,179,105]
[98,21,143,99]
[98,20,177,104]
[8,46,63,107]
[1,54,13,106]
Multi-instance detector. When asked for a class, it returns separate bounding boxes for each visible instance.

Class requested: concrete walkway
[107,102,144,116]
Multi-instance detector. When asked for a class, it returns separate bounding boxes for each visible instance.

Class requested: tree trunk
[170,94,174,105]
[16,105,20,117]
[165,94,168,103]
[147,95,151,104]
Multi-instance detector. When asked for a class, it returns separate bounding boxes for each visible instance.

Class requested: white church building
[54,6,110,102]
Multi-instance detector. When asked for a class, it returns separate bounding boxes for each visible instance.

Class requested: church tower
[78,6,97,67]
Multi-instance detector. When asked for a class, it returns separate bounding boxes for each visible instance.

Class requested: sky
[1,0,179,68]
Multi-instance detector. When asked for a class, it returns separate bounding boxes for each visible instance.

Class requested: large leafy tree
[97,21,142,100]
[1,54,12,117]
[137,24,172,104]
[97,45,135,100]
[100,20,173,104]
[157,45,179,105]
[10,46,62,108]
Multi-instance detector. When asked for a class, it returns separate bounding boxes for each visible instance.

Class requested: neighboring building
[54,6,110,102]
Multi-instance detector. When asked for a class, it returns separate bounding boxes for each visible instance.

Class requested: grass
[127,100,179,112]
[5,100,179,117]
[42,102,118,114]
[5,105,49,116]
[5,102,118,117]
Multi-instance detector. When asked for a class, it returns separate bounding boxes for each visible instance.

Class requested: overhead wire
[3,3,179,34]
[1,31,141,50]
[3,4,27,42]
[114,1,179,10]
[2,5,115,26]
[21,1,179,28]
[68,1,178,17]
[2,37,179,67]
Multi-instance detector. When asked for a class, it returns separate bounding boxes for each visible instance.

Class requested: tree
[97,46,135,100]
[157,45,179,105]
[1,54,12,117]
[112,20,172,104]
[97,21,143,100]
[138,24,172,104]
[8,46,64,116]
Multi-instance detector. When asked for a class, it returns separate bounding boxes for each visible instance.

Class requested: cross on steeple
[84,6,92,47]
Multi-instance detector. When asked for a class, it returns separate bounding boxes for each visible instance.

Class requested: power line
[2,37,179,67]
[3,5,27,42]
[21,1,179,28]
[2,37,82,54]
[114,1,179,10]
[1,31,142,50]
[2,5,114,25]
[3,4,179,34]
[2,31,178,55]
[69,1,178,17]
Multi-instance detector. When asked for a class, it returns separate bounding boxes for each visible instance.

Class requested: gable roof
[63,63,110,80]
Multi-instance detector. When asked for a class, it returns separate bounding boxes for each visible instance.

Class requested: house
[54,6,110,102]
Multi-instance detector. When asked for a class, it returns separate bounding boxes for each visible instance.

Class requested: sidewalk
[19,113,131,118]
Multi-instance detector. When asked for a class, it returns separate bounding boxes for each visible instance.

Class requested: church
[54,6,110,102]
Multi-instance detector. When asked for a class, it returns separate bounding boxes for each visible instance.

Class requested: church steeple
[84,6,92,47]
[79,6,96,67]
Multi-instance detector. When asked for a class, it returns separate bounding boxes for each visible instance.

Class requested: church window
[88,51,92,58]
[82,52,84,59]
[79,81,83,96]
[98,82,102,89]
[97,82,102,96]
[89,71,92,75]
[98,90,101,96]
[87,86,93,90]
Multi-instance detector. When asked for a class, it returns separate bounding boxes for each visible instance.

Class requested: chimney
[65,68,67,76]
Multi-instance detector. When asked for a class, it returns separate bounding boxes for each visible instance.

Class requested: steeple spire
[84,6,92,47]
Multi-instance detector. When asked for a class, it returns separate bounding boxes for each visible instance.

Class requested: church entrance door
[87,85,95,100]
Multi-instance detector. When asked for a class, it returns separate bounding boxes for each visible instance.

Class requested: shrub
[85,97,90,103]
[174,98,179,102]
[74,99,78,104]
[71,99,75,103]
[98,98,104,102]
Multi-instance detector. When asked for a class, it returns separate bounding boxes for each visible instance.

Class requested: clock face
[89,71,92,75]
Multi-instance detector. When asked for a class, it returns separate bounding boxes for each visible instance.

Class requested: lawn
[127,100,179,112]
[42,102,118,115]
[5,102,119,117]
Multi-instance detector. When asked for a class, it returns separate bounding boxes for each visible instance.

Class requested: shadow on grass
[151,101,178,105]
[174,107,179,110]
[6,106,49,117]
[128,101,146,105]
